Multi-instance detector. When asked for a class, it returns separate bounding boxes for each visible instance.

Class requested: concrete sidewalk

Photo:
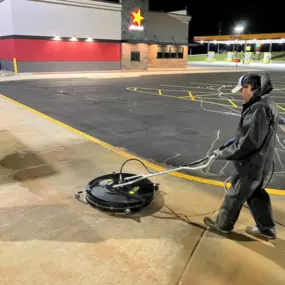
[0,92,285,285]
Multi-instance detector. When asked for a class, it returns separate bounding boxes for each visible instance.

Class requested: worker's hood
[260,72,273,96]
[243,72,273,111]
[254,72,273,98]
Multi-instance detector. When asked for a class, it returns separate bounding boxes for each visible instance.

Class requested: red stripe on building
[0,39,121,61]
[0,39,16,60]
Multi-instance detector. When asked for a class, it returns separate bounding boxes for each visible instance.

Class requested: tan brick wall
[121,43,188,70]
[148,45,188,68]
[121,43,149,70]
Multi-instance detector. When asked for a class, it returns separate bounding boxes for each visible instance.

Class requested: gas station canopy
[194,33,285,44]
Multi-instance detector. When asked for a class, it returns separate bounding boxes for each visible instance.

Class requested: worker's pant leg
[216,174,259,231]
[247,187,276,235]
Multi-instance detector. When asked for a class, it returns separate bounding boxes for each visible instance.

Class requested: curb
[0,66,255,82]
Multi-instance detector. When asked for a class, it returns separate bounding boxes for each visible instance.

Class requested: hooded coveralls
[215,73,279,235]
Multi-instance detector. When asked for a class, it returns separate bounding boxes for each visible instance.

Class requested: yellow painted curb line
[1,93,285,196]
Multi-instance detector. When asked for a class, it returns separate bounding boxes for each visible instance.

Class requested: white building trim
[27,0,122,11]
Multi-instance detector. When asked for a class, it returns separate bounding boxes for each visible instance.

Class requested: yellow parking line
[188,91,195,101]
[130,87,199,93]
[1,92,284,196]
[129,87,285,116]
[127,88,241,108]
[195,97,242,102]
[277,105,285,111]
[128,88,189,101]
[195,92,233,97]
[228,99,238,107]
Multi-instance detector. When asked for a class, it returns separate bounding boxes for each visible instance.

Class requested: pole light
[234,25,244,34]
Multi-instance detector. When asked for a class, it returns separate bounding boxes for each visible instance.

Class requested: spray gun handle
[219,138,235,151]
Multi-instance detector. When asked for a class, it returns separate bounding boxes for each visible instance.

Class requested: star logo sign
[131,9,144,26]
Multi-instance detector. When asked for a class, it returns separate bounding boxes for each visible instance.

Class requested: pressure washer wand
[112,154,216,189]
[112,138,235,189]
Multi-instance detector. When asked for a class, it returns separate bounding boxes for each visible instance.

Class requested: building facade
[0,0,191,72]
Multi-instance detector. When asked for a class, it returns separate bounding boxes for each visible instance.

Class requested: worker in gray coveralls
[204,72,281,240]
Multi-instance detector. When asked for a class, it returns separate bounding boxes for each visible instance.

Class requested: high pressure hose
[119,158,152,183]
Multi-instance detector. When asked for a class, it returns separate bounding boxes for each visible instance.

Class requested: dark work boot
[203,217,231,234]
[245,226,276,240]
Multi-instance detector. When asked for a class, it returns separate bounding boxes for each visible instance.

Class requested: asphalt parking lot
[1,71,285,190]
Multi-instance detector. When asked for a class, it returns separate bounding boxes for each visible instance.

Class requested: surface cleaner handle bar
[112,154,216,189]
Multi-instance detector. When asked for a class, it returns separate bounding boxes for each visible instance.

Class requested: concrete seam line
[0,93,284,196]
[175,229,207,285]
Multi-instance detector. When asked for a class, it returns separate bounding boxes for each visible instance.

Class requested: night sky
[105,0,284,39]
